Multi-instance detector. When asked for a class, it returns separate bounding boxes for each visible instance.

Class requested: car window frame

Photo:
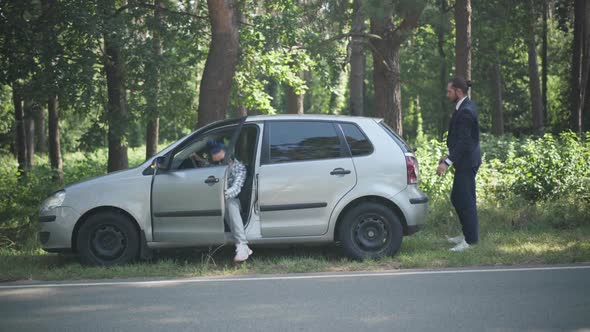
[260,119,350,166]
[336,122,374,158]
[142,118,245,175]
[168,123,260,172]
[169,126,237,171]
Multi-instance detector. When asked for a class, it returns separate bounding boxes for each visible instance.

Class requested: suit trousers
[450,166,479,244]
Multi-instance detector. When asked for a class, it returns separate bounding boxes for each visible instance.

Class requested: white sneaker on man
[449,239,470,252]
[447,234,465,244]
[234,244,253,263]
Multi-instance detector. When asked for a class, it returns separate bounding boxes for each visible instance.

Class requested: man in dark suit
[436,76,482,252]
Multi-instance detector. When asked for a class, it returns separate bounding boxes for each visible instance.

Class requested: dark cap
[206,140,225,155]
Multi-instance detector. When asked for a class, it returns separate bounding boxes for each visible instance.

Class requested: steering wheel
[190,156,199,168]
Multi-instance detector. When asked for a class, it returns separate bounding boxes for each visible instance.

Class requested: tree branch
[364,40,392,72]
[323,32,383,44]
[392,6,427,46]
[115,3,208,20]
[239,20,255,27]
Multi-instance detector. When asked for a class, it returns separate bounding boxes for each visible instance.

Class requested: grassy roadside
[2,221,589,282]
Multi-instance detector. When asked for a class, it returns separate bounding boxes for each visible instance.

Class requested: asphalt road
[0,265,589,332]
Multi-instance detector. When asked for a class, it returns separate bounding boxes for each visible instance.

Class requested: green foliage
[0,158,56,250]
[417,132,590,205]
[0,0,588,254]
[506,132,590,201]
[234,0,348,115]
[0,147,147,250]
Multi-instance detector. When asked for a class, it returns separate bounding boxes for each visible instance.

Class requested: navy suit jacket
[447,98,482,170]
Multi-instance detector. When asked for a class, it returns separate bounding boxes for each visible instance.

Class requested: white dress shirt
[455,96,468,111]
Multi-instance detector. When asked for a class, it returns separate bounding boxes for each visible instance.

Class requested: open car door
[150,117,246,245]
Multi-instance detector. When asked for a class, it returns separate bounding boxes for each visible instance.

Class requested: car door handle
[330,168,351,175]
[204,176,219,184]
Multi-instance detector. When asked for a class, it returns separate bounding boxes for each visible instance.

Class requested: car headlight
[41,190,66,212]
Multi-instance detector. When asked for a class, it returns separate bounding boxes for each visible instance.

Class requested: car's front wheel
[76,211,139,266]
[339,202,403,260]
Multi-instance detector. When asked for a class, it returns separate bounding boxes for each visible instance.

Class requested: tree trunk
[582,0,590,132]
[266,78,281,111]
[490,62,504,136]
[197,0,240,128]
[42,0,63,182]
[24,99,35,168]
[370,7,424,135]
[304,70,312,113]
[237,104,248,117]
[12,87,27,177]
[454,0,472,82]
[286,83,304,114]
[571,0,584,133]
[437,0,449,138]
[371,21,403,133]
[370,16,399,133]
[146,118,159,159]
[102,0,129,172]
[541,0,548,124]
[34,104,47,154]
[527,0,544,136]
[145,0,162,160]
[349,0,365,116]
[48,95,63,183]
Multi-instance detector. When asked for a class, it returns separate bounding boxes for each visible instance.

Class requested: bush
[417,132,590,203]
[0,157,57,250]
[506,132,590,201]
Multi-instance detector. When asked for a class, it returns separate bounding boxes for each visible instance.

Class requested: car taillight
[405,155,419,184]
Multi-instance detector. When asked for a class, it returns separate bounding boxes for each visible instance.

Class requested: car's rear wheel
[339,202,403,260]
[76,211,139,266]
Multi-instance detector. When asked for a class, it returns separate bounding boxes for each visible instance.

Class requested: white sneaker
[234,244,253,263]
[447,234,465,244]
[449,239,470,252]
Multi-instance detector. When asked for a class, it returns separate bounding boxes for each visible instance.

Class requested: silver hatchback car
[39,115,428,265]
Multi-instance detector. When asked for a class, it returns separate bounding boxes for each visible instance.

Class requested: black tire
[76,211,139,266]
[339,202,403,260]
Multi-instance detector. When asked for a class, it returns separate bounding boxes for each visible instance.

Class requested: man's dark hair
[450,76,472,94]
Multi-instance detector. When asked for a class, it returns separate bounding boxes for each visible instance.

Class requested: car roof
[244,114,383,123]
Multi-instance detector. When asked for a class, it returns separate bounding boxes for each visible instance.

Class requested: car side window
[170,128,234,170]
[339,123,373,156]
[266,121,343,164]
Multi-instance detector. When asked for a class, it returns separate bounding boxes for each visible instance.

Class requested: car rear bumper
[393,185,428,235]
[39,206,80,251]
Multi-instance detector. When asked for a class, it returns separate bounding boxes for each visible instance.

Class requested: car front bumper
[39,206,81,252]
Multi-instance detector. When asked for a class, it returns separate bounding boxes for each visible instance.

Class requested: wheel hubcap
[91,225,126,260]
[353,215,390,252]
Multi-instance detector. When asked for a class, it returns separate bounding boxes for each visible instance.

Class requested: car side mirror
[152,156,169,170]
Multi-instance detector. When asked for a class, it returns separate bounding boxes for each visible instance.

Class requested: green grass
[2,221,589,282]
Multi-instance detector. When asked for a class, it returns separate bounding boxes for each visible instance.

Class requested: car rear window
[379,121,412,153]
[339,123,373,156]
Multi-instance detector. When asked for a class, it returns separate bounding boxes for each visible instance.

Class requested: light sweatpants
[226,198,247,245]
